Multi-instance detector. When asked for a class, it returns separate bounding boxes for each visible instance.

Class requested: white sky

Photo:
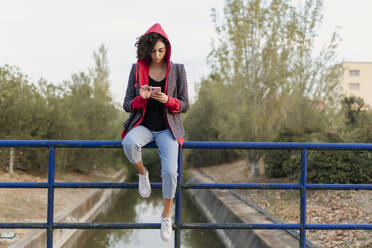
[1,0,372,104]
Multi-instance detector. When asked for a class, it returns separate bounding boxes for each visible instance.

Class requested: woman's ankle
[134,162,146,175]
[162,213,170,218]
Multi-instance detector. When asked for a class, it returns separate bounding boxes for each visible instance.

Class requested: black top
[141,76,167,131]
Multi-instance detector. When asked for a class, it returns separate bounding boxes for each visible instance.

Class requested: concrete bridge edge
[186,169,300,248]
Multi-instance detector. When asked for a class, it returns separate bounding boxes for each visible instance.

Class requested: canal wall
[9,169,126,248]
[187,169,300,248]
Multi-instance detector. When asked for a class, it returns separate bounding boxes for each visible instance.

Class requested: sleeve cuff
[166,96,180,113]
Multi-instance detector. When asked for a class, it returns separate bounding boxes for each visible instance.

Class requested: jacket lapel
[167,61,176,96]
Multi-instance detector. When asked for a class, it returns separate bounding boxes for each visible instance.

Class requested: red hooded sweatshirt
[121,23,182,143]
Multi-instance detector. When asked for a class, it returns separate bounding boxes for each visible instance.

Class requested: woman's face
[150,40,166,63]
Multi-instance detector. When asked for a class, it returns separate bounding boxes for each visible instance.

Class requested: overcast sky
[2,0,372,104]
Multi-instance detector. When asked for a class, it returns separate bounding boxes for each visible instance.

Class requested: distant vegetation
[183,0,372,183]
[263,96,372,183]
[0,45,127,173]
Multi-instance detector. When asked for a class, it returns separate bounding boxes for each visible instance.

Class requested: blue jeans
[122,125,179,199]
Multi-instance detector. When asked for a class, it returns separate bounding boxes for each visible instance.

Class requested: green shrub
[265,149,372,183]
[308,150,372,184]
[282,152,302,179]
[264,128,303,178]
[185,149,239,168]
[264,150,290,177]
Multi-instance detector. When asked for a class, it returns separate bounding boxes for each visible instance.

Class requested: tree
[0,45,125,173]
[189,0,342,176]
[342,96,367,130]
[184,75,240,167]
[89,44,112,104]
[0,65,51,171]
[59,45,122,172]
[341,96,372,143]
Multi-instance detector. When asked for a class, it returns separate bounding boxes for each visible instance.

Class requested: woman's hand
[151,92,169,104]
[139,85,151,99]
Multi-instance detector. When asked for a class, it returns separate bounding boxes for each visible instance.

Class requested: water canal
[77,188,224,248]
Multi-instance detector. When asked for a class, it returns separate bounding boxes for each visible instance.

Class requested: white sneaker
[160,217,172,241]
[138,168,151,198]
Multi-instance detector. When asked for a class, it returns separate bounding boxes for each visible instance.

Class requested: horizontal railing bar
[0,222,300,230]
[2,222,369,230]
[183,141,372,150]
[53,182,162,188]
[0,223,161,229]
[2,182,372,190]
[0,182,49,188]
[306,224,372,230]
[182,183,301,189]
[0,140,124,148]
[307,184,372,190]
[0,182,162,189]
[180,223,300,229]
[0,223,47,229]
[2,140,372,150]
[54,223,161,229]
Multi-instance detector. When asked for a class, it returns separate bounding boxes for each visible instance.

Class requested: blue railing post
[300,149,308,248]
[174,146,183,248]
[47,146,55,248]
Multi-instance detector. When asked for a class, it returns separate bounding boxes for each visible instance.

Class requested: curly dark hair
[135,32,169,63]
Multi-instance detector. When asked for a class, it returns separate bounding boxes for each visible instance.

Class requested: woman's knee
[122,136,142,164]
[159,151,178,175]
[161,164,178,176]
[161,171,178,188]
[122,136,141,152]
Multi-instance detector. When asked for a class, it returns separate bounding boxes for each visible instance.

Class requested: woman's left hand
[151,92,169,104]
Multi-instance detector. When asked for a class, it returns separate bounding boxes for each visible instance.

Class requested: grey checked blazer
[122,61,189,143]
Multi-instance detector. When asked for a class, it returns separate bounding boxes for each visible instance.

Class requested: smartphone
[150,86,161,96]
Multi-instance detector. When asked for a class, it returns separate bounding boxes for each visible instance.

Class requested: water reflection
[79,189,224,248]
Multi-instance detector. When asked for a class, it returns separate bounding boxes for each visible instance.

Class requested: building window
[349,83,360,90]
[349,70,360,76]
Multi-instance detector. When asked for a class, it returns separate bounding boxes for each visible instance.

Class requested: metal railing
[0,140,372,248]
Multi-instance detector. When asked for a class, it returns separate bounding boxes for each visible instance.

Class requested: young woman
[121,23,189,241]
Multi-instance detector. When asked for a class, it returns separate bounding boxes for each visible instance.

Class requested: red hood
[136,23,171,87]
[144,23,171,64]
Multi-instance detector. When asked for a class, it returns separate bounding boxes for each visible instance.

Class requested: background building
[342,62,372,107]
